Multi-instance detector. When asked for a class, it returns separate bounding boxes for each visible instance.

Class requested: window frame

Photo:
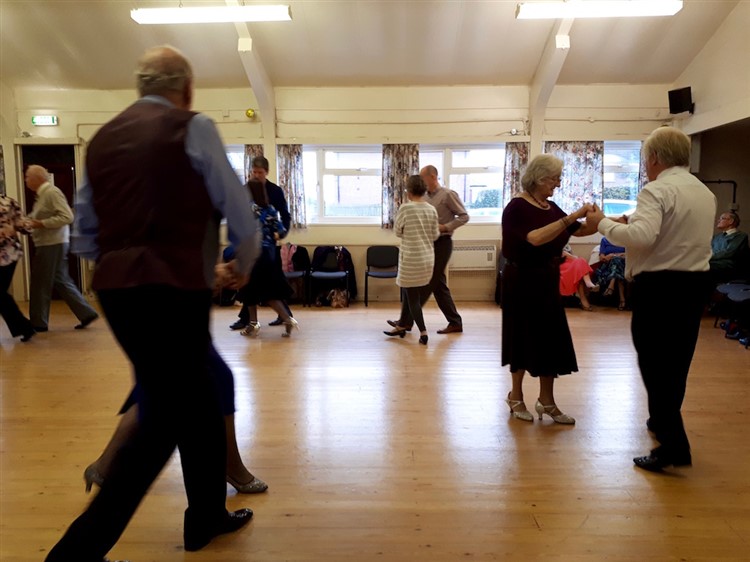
[304,145,383,225]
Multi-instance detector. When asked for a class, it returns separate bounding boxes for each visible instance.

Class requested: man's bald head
[136,45,193,107]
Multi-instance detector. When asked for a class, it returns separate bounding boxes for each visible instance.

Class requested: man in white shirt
[588,126,716,473]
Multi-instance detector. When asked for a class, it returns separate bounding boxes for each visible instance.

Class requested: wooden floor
[1,300,749,562]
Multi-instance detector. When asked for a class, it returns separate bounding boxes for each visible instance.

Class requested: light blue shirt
[72,95,260,278]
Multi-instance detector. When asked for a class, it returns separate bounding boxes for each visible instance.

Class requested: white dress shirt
[597,166,716,280]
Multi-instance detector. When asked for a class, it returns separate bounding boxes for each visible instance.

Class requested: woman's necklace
[528,192,550,209]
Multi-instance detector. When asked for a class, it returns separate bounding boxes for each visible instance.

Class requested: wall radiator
[449,243,497,270]
[446,242,497,301]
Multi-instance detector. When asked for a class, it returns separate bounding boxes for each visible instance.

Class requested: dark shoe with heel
[387,319,412,332]
[437,323,463,334]
[384,328,407,338]
[184,508,253,552]
[75,315,99,330]
[268,317,284,326]
[419,334,428,345]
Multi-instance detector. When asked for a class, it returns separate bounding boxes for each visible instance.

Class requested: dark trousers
[402,286,427,332]
[630,270,711,457]
[399,236,462,327]
[0,261,34,337]
[46,286,227,561]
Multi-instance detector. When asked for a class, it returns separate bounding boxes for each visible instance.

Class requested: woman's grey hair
[406,174,427,196]
[521,154,563,192]
[642,126,691,168]
[136,45,193,96]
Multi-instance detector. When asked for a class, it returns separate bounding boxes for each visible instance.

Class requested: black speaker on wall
[668,86,694,115]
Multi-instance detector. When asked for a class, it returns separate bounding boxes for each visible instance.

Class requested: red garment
[559,255,592,296]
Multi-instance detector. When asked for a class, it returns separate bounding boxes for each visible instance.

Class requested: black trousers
[630,270,711,457]
[398,236,462,327]
[0,261,34,337]
[46,285,227,561]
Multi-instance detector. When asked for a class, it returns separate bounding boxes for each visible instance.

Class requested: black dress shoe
[386,319,412,331]
[268,317,284,326]
[74,315,99,330]
[633,452,692,472]
[184,508,253,552]
[229,320,248,330]
[20,329,35,342]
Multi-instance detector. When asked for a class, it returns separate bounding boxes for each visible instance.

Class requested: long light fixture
[515,1,683,19]
[131,5,292,25]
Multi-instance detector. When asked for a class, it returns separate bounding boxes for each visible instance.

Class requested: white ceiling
[0,0,740,93]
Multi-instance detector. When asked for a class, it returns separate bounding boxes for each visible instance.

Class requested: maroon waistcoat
[86,101,212,291]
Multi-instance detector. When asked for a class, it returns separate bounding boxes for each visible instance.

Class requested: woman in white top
[385,175,439,344]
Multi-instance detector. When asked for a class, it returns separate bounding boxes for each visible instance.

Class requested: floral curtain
[244,144,264,181]
[543,141,603,213]
[381,144,419,229]
[277,144,306,229]
[502,142,529,207]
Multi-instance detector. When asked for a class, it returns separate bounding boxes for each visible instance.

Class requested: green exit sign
[32,115,58,126]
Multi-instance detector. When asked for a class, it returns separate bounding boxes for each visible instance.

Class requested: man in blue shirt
[46,45,260,561]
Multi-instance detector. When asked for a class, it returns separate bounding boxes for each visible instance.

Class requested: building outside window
[303,146,382,223]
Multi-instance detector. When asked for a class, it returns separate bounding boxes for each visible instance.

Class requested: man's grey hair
[521,154,563,192]
[136,45,193,96]
[642,126,691,169]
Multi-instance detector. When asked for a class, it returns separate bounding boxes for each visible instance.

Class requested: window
[303,146,382,223]
[420,146,505,220]
[225,145,246,184]
[603,141,641,214]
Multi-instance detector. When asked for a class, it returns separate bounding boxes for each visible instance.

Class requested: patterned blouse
[0,195,31,267]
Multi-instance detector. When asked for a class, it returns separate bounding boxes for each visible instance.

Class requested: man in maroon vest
[45,45,260,561]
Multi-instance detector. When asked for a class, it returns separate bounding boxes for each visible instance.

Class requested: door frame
[12,138,89,301]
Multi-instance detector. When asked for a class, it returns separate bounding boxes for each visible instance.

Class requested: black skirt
[501,261,578,376]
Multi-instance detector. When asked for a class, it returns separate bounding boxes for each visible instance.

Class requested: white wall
[674,1,750,136]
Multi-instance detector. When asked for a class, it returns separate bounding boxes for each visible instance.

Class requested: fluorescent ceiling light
[131,5,292,25]
[515,1,683,19]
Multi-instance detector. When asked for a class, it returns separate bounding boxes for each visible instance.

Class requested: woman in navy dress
[237,180,297,337]
[501,154,599,424]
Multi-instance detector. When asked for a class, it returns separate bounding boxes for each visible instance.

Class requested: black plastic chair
[364,245,399,307]
[283,244,310,305]
[309,248,349,305]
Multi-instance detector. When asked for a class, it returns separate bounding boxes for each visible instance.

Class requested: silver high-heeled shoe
[282,317,299,337]
[241,322,261,337]
[505,393,533,422]
[227,475,269,494]
[534,400,575,424]
[84,464,105,493]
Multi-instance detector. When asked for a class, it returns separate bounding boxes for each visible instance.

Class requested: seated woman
[560,244,599,311]
[594,236,627,310]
